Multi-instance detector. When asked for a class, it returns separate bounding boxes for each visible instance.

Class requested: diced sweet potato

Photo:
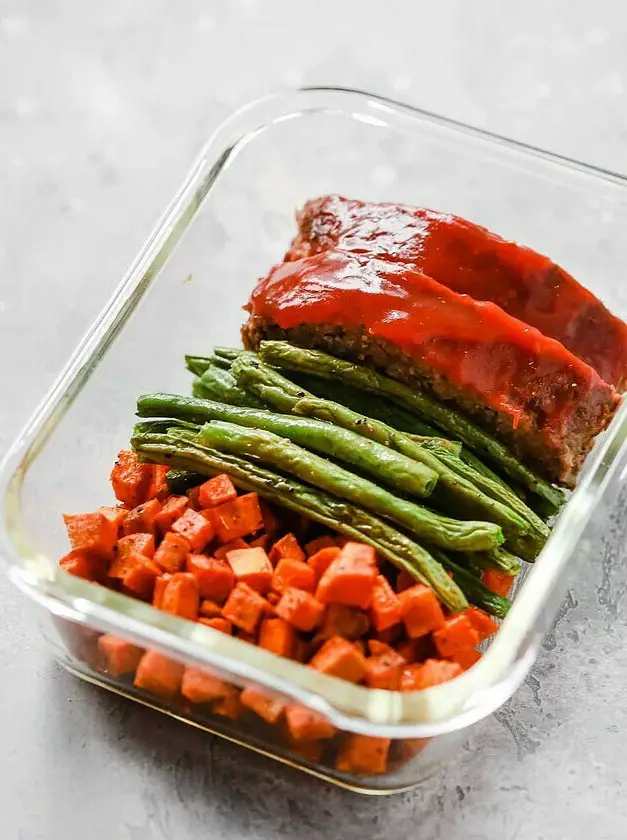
[59,551,103,582]
[432,614,480,657]
[269,533,306,565]
[335,734,391,776]
[98,634,144,676]
[99,505,129,532]
[307,547,341,583]
[186,554,235,602]
[369,574,402,632]
[258,617,296,659]
[199,598,223,619]
[271,556,316,594]
[285,735,324,763]
[198,617,232,634]
[152,574,170,609]
[305,535,337,557]
[398,584,445,639]
[122,498,162,537]
[465,605,500,641]
[316,542,377,609]
[211,493,263,543]
[400,659,463,691]
[122,555,161,600]
[482,569,515,597]
[319,603,370,641]
[110,450,153,508]
[214,538,248,560]
[448,647,482,670]
[160,572,200,620]
[364,647,405,690]
[221,582,267,634]
[109,548,155,581]
[153,531,189,573]
[309,636,367,684]
[213,688,242,719]
[171,508,215,551]
[198,474,238,508]
[226,546,273,594]
[148,465,170,501]
[63,512,117,560]
[181,666,231,703]
[117,532,155,562]
[134,650,184,698]
[284,704,337,742]
[275,588,324,632]
[153,495,188,533]
[240,685,285,724]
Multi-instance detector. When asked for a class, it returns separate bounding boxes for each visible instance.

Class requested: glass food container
[3,87,627,795]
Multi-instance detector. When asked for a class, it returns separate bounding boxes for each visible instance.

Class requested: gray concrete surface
[2,1,627,838]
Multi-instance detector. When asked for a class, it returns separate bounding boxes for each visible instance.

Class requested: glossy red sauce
[286,196,627,389]
[248,251,608,434]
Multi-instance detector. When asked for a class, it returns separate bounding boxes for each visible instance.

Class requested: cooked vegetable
[196,421,503,553]
[315,542,377,610]
[257,341,564,510]
[193,364,265,408]
[434,551,511,618]
[137,393,439,500]
[131,429,467,610]
[275,588,325,632]
[309,636,367,683]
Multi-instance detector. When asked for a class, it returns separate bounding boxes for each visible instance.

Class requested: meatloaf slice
[285,195,627,390]
[243,250,620,487]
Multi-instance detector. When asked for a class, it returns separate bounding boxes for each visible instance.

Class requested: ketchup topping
[248,251,611,438]
[286,196,627,389]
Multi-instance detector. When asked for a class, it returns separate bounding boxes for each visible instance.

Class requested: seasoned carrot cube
[63,512,117,560]
[307,546,341,583]
[258,617,296,659]
[148,465,170,501]
[319,604,370,641]
[213,688,243,720]
[134,650,184,698]
[198,474,237,508]
[400,659,463,691]
[398,584,445,639]
[316,543,377,609]
[160,572,200,620]
[109,548,151,580]
[364,648,406,690]
[226,546,273,594]
[285,735,324,763]
[153,495,188,534]
[432,614,480,657]
[448,647,482,670]
[240,685,285,724]
[181,666,231,703]
[276,588,324,632]
[153,531,189,573]
[269,533,306,565]
[465,605,499,641]
[99,505,128,532]
[284,704,337,742]
[152,574,170,609]
[110,450,153,508]
[369,574,402,632]
[171,508,215,551]
[272,556,316,594]
[305,535,337,557]
[122,498,162,537]
[117,532,155,562]
[482,569,515,597]
[335,734,390,776]
[122,555,161,600]
[186,554,235,602]
[199,599,223,619]
[396,569,415,592]
[59,551,103,582]
[214,538,248,559]
[98,634,143,676]
[309,636,367,684]
[212,493,263,543]
[221,582,267,634]
[198,617,232,634]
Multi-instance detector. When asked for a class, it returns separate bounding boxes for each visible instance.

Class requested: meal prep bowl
[3,87,627,794]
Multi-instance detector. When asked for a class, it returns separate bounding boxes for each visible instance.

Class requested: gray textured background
[2,2,627,838]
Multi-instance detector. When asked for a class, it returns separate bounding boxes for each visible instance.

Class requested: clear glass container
[3,86,627,794]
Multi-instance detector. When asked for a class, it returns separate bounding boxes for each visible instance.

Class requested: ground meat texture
[243,251,620,487]
[285,195,627,390]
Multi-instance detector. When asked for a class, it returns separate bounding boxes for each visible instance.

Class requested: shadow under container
[3,87,627,794]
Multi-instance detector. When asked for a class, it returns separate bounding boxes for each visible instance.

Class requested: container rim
[3,85,627,738]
